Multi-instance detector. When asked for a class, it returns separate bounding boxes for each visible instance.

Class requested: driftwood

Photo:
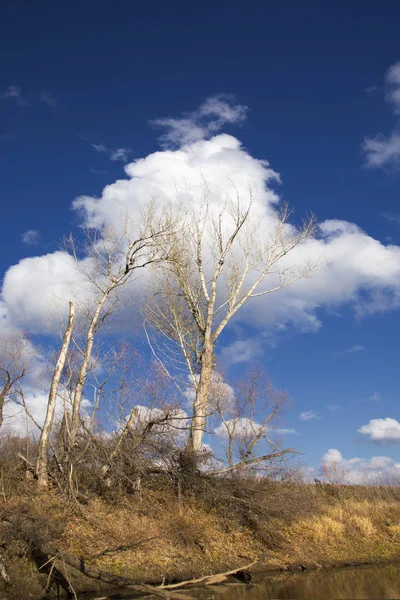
[157,559,257,590]
[39,543,256,598]
[40,544,192,600]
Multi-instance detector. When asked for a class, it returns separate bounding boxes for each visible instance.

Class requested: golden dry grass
[59,491,259,583]
[273,495,400,567]
[3,482,400,595]
[54,488,400,580]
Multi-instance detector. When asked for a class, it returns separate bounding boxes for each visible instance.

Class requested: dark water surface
[80,562,400,599]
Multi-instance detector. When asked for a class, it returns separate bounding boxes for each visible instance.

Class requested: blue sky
[1,0,400,480]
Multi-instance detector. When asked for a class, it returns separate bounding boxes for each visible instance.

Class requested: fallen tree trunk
[40,544,192,600]
[157,559,257,590]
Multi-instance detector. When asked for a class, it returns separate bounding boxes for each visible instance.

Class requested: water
[80,562,400,599]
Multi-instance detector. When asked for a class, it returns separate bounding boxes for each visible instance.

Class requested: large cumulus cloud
[3,126,400,339]
[2,94,400,438]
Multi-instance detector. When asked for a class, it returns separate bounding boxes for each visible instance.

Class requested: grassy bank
[1,476,400,598]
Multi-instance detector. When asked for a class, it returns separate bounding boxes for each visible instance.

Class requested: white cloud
[21,229,40,245]
[333,345,366,359]
[4,98,400,434]
[3,388,94,438]
[219,339,263,366]
[358,418,400,444]
[386,62,400,112]
[363,61,400,168]
[151,94,248,148]
[2,393,48,437]
[1,85,28,107]
[92,142,107,153]
[300,410,320,421]
[2,101,400,340]
[81,136,131,163]
[130,405,189,445]
[0,330,56,436]
[363,133,400,168]
[214,416,263,440]
[1,251,93,332]
[367,392,381,403]
[321,448,400,484]
[110,148,131,162]
[322,448,343,465]
[185,372,235,412]
[214,416,295,441]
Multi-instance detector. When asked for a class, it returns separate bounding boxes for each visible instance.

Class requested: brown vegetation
[1,437,400,599]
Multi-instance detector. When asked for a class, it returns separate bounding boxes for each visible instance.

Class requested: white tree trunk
[36,301,76,488]
[69,293,108,448]
[188,333,214,453]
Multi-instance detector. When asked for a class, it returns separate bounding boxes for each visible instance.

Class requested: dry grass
[59,490,259,583]
[309,515,344,541]
[2,474,400,597]
[39,483,400,582]
[350,516,376,537]
[272,494,400,567]
[388,524,400,539]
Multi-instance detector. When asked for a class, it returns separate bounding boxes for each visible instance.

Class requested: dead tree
[37,203,176,493]
[146,192,316,465]
[211,365,295,476]
[36,301,76,488]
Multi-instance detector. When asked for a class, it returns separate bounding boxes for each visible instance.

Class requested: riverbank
[1,477,400,598]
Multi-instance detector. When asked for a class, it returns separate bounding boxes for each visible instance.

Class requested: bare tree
[146,193,316,462]
[36,302,76,488]
[100,361,189,483]
[210,365,295,476]
[36,203,176,493]
[66,206,175,450]
[0,333,31,429]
